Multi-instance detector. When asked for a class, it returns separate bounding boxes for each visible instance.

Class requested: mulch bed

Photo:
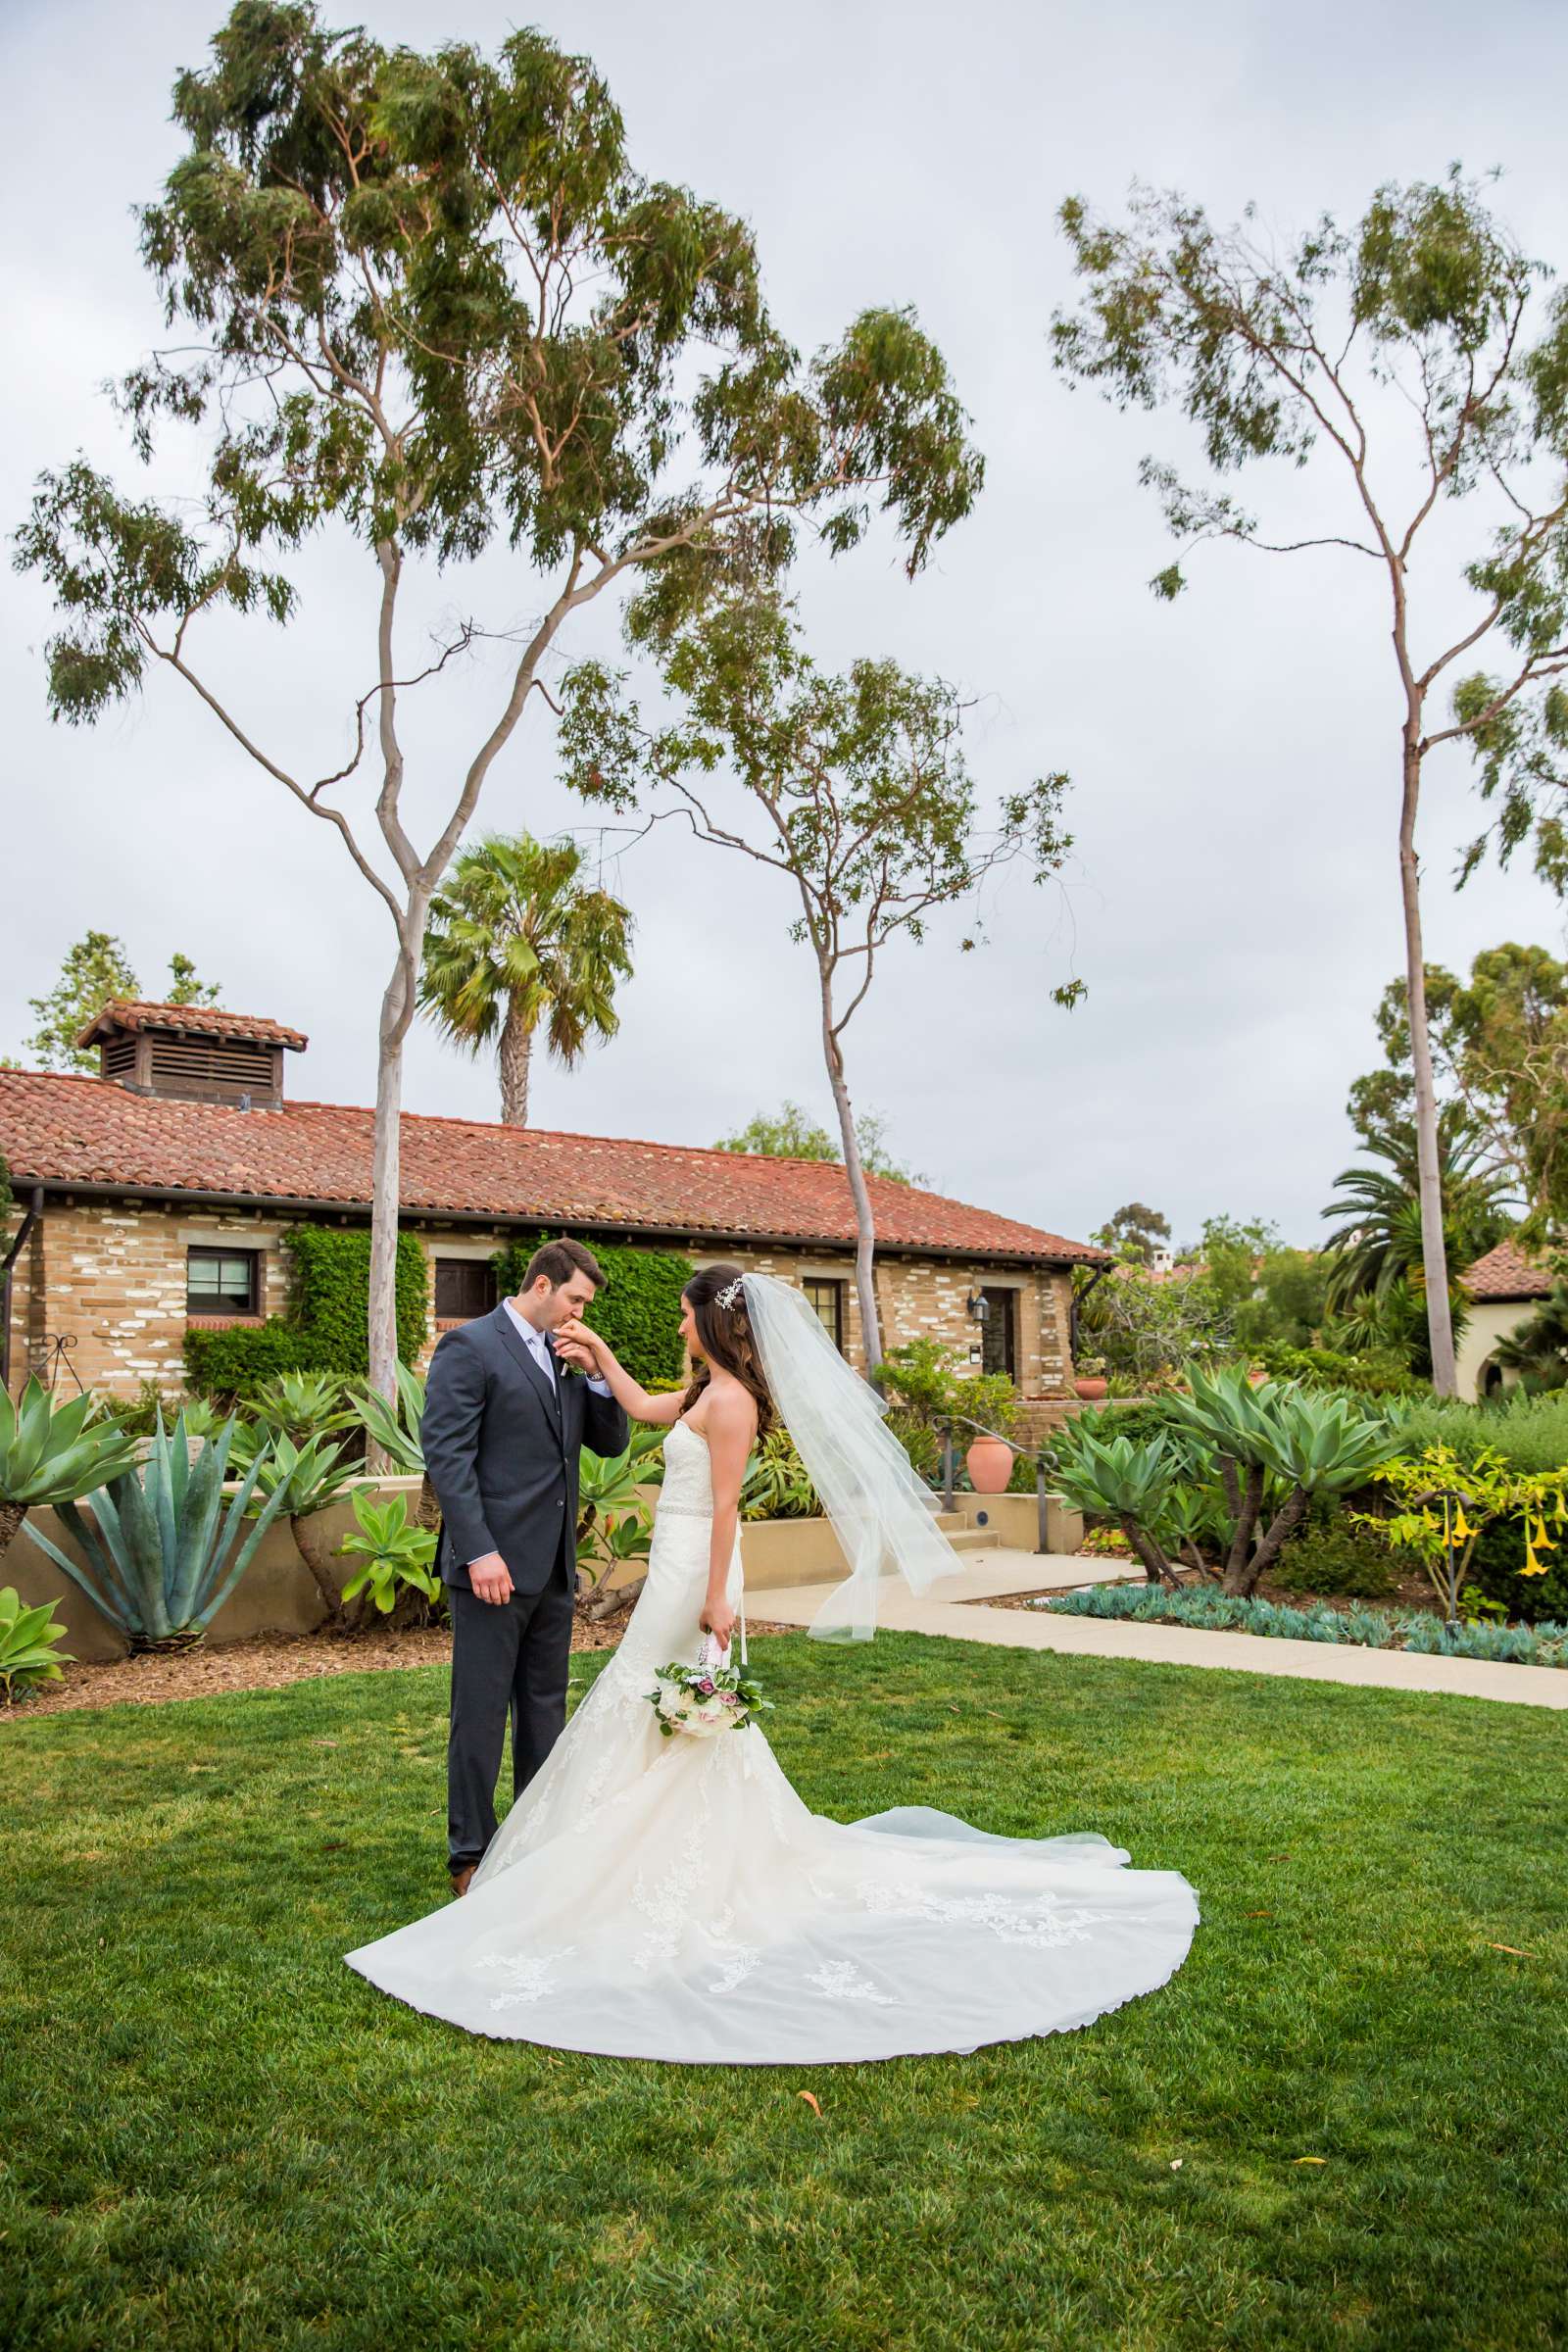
[3,1610,797,1721]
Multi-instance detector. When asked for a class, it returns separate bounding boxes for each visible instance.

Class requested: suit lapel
[492,1305,564,1433]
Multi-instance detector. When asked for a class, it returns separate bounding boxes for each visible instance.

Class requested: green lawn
[3,1635,1564,2352]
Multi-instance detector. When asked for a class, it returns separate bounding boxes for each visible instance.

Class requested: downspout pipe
[1,1186,44,1395]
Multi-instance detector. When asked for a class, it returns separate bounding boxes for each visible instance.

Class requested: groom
[422,1236,629,1895]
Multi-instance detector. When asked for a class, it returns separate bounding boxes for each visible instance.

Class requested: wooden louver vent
[146,1036,277,1103]
[101,1036,138,1081]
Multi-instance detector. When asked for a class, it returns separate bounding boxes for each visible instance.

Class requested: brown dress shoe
[449,1865,476,1899]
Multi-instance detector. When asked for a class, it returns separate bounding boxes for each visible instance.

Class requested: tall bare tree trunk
[1398,721,1458,1396]
[498,996,533,1126]
[368,933,421,1426]
[818,965,883,1368]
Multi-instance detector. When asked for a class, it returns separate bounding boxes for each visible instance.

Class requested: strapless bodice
[656,1417,713,1517]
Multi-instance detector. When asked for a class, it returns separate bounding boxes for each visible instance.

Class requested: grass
[3,1633,1565,2351]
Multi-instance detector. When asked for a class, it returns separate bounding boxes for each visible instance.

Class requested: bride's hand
[555,1316,607,1367]
[700,1594,737,1651]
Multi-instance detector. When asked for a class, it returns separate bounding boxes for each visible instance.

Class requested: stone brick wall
[5,1198,1078,1401]
[6,1200,294,1397]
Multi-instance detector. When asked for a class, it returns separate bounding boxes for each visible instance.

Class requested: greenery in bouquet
[648,1655,773,1738]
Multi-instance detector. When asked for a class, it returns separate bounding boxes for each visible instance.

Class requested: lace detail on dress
[474,1945,577,2011]
[855,1878,1134,1949]
[808,1960,896,2006]
[706,1905,760,1994]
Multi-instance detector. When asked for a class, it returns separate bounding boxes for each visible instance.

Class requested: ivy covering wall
[184,1226,428,1397]
[492,1233,693,1388]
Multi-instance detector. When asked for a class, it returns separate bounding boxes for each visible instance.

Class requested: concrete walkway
[754,1550,1568,1713]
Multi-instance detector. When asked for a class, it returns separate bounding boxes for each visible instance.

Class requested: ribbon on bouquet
[697,1591,748,1670]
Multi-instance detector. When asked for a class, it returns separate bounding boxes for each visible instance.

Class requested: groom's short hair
[523,1236,607,1293]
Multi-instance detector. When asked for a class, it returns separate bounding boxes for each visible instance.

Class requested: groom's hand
[469,1552,514,1606]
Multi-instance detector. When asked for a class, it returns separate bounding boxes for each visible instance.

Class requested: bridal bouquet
[648,1643,772,1739]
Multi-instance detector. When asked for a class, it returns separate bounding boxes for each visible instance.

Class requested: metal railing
[936,1411,1066,1553]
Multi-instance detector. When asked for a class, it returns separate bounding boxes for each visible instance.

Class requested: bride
[345,1264,1200,2063]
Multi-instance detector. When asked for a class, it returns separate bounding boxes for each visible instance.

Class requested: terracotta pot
[965,1438,1014,1494]
[1073,1377,1109,1400]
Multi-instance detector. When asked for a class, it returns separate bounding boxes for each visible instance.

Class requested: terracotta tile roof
[74,1001,309,1051]
[1460,1238,1553,1301]
[0,1069,1104,1266]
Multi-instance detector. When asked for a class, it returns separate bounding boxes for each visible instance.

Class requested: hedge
[493,1234,692,1389]
[184,1226,429,1399]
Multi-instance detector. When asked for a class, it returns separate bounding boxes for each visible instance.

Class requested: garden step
[940,1527,1005,1552]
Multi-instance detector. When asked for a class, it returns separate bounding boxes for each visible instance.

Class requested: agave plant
[242,1432,361,1624]
[0,1377,143,1559]
[575,1430,665,1623]
[23,1411,288,1650]
[1051,1422,1185,1587]
[0,1585,74,1701]
[337,1490,442,1623]
[246,1371,358,1446]
[740,1427,820,1522]
[348,1360,442,1532]
[1159,1369,1395,1593]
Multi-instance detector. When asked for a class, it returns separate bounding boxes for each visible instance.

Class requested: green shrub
[492,1235,692,1389]
[184,1228,428,1400]
[1386,1389,1568,1477]
[1273,1513,1399,1600]
[1457,1512,1568,1628]
[1250,1342,1425,1399]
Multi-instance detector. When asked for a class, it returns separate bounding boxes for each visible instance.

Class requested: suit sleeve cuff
[586,1376,612,1396]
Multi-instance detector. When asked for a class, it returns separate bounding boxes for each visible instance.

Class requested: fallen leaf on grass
[798,2091,822,2119]
[1486,1942,1539,1958]
[1169,2158,1183,2170]
[1293,2157,1328,2166]
[1245,1909,1274,1919]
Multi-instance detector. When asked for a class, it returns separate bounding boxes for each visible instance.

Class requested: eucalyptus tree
[26,933,219,1073]
[561,589,1074,1366]
[14,4,982,1402]
[419,833,633,1127]
[1053,170,1568,1393]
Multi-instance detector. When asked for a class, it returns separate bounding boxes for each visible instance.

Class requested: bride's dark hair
[681,1263,775,1439]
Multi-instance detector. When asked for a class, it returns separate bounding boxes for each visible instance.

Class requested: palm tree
[1320,1109,1512,1375]
[419,835,634,1126]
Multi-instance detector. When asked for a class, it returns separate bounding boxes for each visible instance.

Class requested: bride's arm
[555,1317,684,1427]
[699,1386,756,1649]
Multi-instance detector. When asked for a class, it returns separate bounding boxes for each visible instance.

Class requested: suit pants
[447,1545,574,1872]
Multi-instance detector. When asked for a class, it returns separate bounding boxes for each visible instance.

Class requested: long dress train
[345,1419,1200,2064]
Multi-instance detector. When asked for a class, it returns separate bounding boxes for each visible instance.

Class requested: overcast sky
[4,0,1565,1251]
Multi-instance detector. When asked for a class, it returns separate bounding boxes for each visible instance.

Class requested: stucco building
[1456,1239,1553,1399]
[1,1001,1103,1406]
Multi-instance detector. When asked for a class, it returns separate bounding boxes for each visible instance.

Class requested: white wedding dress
[346,1418,1200,2064]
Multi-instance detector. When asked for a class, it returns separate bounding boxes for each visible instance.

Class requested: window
[435,1257,498,1323]
[186,1248,260,1318]
[979,1285,1017,1379]
[803,1277,846,1352]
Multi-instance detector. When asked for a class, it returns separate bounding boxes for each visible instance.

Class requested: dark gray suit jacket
[422,1304,630,1593]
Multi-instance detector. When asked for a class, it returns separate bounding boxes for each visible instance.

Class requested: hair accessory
[716,1277,746,1310]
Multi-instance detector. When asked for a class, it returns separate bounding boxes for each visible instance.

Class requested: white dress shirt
[503,1296,612,1396]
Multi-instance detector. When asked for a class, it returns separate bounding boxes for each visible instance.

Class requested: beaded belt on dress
[656,1499,713,1518]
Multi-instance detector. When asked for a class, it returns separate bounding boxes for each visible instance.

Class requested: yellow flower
[1529,1516,1555,1552]
[1523,1544,1547,1579]
[1451,1509,1474,1543]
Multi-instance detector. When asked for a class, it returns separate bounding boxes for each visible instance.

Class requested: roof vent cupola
[75,1003,308,1110]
